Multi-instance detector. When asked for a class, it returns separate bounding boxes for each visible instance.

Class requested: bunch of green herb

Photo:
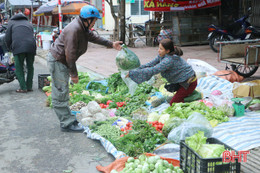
[107,72,129,94]
[87,81,108,93]
[111,120,167,157]
[69,72,90,93]
[116,83,158,116]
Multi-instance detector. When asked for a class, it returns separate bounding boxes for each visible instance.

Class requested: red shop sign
[144,0,221,11]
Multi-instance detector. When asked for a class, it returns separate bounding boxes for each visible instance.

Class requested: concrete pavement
[0,56,114,173]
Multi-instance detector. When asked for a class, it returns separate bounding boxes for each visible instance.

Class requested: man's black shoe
[61,123,84,133]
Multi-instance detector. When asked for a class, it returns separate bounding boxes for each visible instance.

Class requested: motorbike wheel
[209,34,230,53]
[231,64,259,78]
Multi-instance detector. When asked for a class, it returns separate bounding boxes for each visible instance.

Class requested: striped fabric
[197,75,234,99]
[212,111,260,151]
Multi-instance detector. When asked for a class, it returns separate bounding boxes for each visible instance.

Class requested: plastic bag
[187,59,218,76]
[0,53,11,66]
[213,70,244,83]
[121,70,138,95]
[116,44,140,70]
[168,112,213,144]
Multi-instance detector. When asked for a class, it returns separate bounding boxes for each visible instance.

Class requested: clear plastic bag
[187,59,218,76]
[116,44,140,70]
[121,70,138,95]
[168,112,213,144]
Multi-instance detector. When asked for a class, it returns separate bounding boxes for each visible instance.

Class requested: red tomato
[158,125,163,129]
[106,100,113,105]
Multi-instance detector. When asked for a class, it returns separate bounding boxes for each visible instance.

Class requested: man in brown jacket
[47,5,122,132]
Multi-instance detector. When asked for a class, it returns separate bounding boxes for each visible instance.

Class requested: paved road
[0,57,113,173]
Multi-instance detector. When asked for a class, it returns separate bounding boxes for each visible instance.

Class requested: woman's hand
[113,41,123,50]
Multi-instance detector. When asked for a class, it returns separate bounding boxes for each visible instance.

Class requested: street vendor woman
[127,38,197,105]
[47,5,122,132]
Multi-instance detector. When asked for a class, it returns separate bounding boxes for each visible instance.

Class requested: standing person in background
[0,14,3,24]
[5,13,36,93]
[127,38,197,104]
[48,5,122,132]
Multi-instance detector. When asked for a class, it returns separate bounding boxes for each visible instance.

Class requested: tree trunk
[105,0,119,41]
[119,0,125,43]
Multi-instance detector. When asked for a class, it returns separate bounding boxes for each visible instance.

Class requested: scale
[231,98,245,117]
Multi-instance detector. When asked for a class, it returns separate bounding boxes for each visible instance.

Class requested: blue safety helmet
[80,5,101,19]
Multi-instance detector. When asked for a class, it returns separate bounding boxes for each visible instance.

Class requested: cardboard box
[233,80,260,98]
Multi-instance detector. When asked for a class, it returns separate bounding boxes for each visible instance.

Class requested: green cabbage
[147,112,160,122]
[197,144,226,158]
[185,131,207,152]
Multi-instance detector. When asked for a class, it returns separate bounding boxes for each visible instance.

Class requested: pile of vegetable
[148,121,164,133]
[99,100,126,109]
[185,131,226,158]
[164,102,229,125]
[90,119,167,157]
[111,154,183,173]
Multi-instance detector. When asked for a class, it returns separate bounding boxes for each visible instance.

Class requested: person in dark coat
[5,13,36,93]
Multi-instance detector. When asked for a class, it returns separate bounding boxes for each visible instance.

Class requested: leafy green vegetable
[197,144,226,158]
[164,101,229,124]
[111,120,167,157]
[185,131,207,152]
[116,44,140,70]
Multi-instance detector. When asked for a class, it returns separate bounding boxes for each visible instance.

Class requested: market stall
[40,45,260,172]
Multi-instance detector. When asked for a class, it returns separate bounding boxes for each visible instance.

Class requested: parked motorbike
[0,25,16,85]
[208,8,252,53]
[126,16,146,37]
[245,25,260,39]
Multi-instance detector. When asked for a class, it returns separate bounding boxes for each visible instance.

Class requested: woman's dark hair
[160,38,183,56]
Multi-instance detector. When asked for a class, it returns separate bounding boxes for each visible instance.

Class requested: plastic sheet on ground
[153,143,180,160]
[84,126,127,159]
[197,75,234,99]
[212,111,260,151]
[187,59,218,76]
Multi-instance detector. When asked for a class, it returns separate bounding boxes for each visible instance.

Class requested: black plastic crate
[180,138,240,173]
[38,74,51,89]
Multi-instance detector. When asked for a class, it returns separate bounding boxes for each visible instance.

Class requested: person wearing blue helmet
[47,5,122,133]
